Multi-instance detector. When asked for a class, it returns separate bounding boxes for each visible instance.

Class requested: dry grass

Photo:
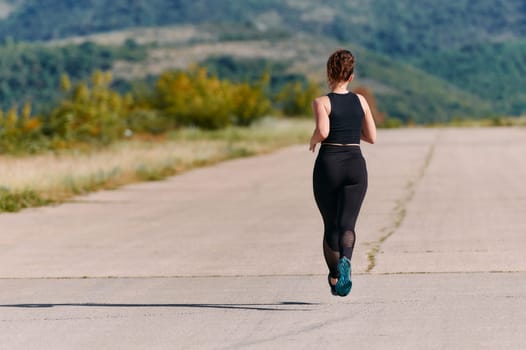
[49,25,214,47]
[0,118,313,210]
[442,115,526,127]
[112,33,324,80]
[1,140,223,195]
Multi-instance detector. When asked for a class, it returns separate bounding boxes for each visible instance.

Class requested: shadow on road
[0,301,318,312]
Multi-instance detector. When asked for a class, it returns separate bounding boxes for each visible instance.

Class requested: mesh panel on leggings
[340,230,356,260]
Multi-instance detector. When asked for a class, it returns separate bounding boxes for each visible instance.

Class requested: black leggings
[313,145,368,278]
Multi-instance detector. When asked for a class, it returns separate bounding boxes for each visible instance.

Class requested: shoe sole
[335,258,352,296]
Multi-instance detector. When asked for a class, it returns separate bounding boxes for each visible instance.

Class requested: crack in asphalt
[366,131,440,273]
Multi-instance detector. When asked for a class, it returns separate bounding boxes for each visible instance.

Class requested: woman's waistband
[319,143,362,155]
[321,142,360,147]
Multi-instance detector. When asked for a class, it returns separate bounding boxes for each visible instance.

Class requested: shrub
[126,109,174,135]
[155,67,272,129]
[382,117,404,128]
[0,103,48,154]
[231,81,271,126]
[46,71,132,146]
[276,80,321,117]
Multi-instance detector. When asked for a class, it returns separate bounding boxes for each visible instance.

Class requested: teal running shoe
[335,257,352,296]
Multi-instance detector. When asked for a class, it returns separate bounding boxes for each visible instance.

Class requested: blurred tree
[48,70,130,145]
[277,80,321,117]
[352,86,386,126]
[155,67,271,129]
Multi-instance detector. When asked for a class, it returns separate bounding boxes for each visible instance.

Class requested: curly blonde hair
[327,49,355,89]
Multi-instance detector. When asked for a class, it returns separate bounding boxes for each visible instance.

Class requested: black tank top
[323,92,364,144]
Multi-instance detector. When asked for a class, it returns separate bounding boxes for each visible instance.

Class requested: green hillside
[350,46,493,123]
[3,0,524,51]
[0,40,146,111]
[414,39,526,115]
[0,0,524,121]
[0,0,289,41]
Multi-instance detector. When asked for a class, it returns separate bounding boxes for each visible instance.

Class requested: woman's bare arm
[309,96,330,152]
[357,94,377,144]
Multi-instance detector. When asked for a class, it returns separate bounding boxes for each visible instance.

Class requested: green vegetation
[201,56,306,93]
[414,39,526,116]
[153,68,271,129]
[201,56,321,117]
[0,0,524,123]
[440,115,526,128]
[351,46,493,123]
[0,0,289,41]
[0,187,50,212]
[45,71,133,146]
[1,64,315,153]
[305,0,526,118]
[4,0,523,52]
[0,40,146,111]
[277,81,321,117]
[322,0,525,57]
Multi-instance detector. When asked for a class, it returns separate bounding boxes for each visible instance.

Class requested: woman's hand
[309,139,317,152]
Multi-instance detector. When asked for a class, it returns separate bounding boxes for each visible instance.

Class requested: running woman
[309,49,377,296]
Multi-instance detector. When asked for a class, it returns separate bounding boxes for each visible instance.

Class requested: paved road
[1,128,525,349]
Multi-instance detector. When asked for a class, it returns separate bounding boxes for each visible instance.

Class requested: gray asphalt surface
[1,128,525,349]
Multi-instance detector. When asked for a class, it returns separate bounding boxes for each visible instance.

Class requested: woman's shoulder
[313,95,331,109]
[354,93,367,103]
[313,95,330,105]
[312,95,331,115]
